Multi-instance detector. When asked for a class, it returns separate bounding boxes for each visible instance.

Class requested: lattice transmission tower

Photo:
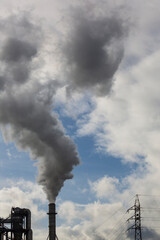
[127,194,142,240]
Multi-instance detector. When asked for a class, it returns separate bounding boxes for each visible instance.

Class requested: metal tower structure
[127,194,142,240]
[0,207,32,240]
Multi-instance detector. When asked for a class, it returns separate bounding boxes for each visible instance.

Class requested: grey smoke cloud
[1,38,37,62]
[0,76,5,91]
[0,5,126,202]
[62,9,125,95]
[0,14,80,202]
[0,37,38,84]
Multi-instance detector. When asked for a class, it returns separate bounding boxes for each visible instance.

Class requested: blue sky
[0,1,160,240]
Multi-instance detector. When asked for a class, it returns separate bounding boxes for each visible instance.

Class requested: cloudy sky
[0,0,160,239]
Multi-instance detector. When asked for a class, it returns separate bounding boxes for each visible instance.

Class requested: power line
[90,194,160,239]
[141,207,160,210]
[95,195,136,232]
[139,194,160,197]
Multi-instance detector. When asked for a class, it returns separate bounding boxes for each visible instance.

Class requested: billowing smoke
[61,8,126,96]
[0,14,80,202]
[0,5,126,202]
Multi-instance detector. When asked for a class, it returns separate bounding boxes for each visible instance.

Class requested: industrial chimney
[48,203,57,240]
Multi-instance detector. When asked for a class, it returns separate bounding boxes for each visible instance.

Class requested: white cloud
[57,200,126,240]
[0,1,160,240]
[1,173,159,240]
[0,179,48,240]
[6,148,12,158]
[90,176,119,199]
[78,49,160,164]
[56,166,160,239]
[54,88,93,120]
[58,201,78,224]
[72,44,160,239]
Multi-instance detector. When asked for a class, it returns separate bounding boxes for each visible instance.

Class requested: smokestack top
[48,203,57,240]
[48,203,57,215]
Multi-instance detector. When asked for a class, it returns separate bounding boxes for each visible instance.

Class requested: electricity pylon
[127,194,142,240]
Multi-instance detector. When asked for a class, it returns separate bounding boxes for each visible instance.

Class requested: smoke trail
[61,7,126,96]
[0,14,80,202]
[0,4,126,202]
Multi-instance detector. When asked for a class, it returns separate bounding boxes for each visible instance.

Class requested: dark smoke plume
[0,14,80,202]
[61,8,125,96]
[1,38,37,62]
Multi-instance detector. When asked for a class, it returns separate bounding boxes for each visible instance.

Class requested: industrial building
[0,203,57,240]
